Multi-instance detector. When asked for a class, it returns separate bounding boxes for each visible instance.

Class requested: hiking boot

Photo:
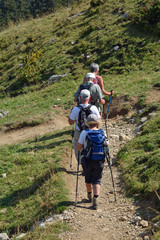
[92,197,98,210]
[87,192,92,203]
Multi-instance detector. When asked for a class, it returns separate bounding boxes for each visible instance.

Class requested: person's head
[80,89,90,103]
[86,114,101,129]
[90,63,99,73]
[85,72,95,82]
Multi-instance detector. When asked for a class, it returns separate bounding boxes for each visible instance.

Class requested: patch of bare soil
[146,89,160,105]
[0,114,68,145]
[61,119,150,240]
[103,96,138,118]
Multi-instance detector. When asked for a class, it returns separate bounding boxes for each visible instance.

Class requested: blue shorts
[81,157,105,185]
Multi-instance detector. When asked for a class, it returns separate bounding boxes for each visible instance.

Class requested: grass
[117,112,160,237]
[117,112,160,194]
[0,127,72,238]
[0,0,160,101]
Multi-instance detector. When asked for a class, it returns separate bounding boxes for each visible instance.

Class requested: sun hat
[86,72,95,79]
[86,114,101,127]
[80,89,90,99]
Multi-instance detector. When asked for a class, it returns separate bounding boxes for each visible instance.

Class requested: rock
[139,220,148,228]
[111,135,119,141]
[102,227,109,232]
[134,216,141,223]
[0,113,3,118]
[113,45,119,51]
[48,74,68,84]
[16,233,27,239]
[62,210,69,215]
[2,111,9,116]
[39,222,46,228]
[119,134,129,141]
[144,236,150,240]
[154,221,160,231]
[140,117,148,124]
[45,217,54,223]
[53,214,63,221]
[0,233,9,240]
[122,11,129,20]
[137,110,143,114]
[67,11,85,20]
[0,208,7,214]
[1,173,6,178]
[134,125,142,135]
[148,112,157,120]
[120,216,128,221]
[17,63,24,67]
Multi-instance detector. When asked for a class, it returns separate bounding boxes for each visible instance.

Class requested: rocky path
[0,112,150,240]
[60,118,149,240]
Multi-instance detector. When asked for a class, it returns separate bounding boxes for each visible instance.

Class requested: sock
[94,195,99,198]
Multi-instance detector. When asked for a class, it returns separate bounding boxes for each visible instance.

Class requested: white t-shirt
[69,104,100,130]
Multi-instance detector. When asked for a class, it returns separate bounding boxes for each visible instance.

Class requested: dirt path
[0,113,149,240]
[61,119,147,240]
[0,114,68,145]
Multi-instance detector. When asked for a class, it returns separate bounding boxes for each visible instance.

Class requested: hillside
[0,0,160,239]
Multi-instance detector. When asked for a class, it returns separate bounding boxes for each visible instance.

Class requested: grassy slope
[0,0,160,238]
[0,127,71,238]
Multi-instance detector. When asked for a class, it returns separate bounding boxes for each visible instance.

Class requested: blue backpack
[82,129,108,161]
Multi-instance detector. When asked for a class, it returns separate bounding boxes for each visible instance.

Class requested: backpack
[77,105,92,131]
[77,82,94,104]
[82,129,108,161]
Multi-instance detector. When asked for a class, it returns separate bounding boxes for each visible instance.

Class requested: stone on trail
[139,220,149,228]
[134,216,141,223]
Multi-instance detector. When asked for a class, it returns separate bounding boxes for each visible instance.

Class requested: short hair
[90,63,99,73]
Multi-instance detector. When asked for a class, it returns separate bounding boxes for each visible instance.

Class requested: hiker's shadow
[75,199,94,210]
[65,169,83,176]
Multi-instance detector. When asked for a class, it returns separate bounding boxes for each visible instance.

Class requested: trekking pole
[105,90,113,137]
[75,151,80,205]
[70,125,74,169]
[105,148,117,202]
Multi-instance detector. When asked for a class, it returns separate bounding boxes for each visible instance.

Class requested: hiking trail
[60,117,149,240]
[0,112,150,240]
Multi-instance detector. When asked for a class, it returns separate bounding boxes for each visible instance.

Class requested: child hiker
[76,114,109,209]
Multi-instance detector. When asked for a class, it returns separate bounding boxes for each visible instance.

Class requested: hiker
[68,89,100,163]
[83,63,114,96]
[76,114,109,209]
[74,72,105,114]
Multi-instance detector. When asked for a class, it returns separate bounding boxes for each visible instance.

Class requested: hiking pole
[70,125,74,169]
[105,147,117,202]
[75,151,80,205]
[105,90,113,137]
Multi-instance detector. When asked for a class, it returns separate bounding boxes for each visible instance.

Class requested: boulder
[0,233,9,240]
